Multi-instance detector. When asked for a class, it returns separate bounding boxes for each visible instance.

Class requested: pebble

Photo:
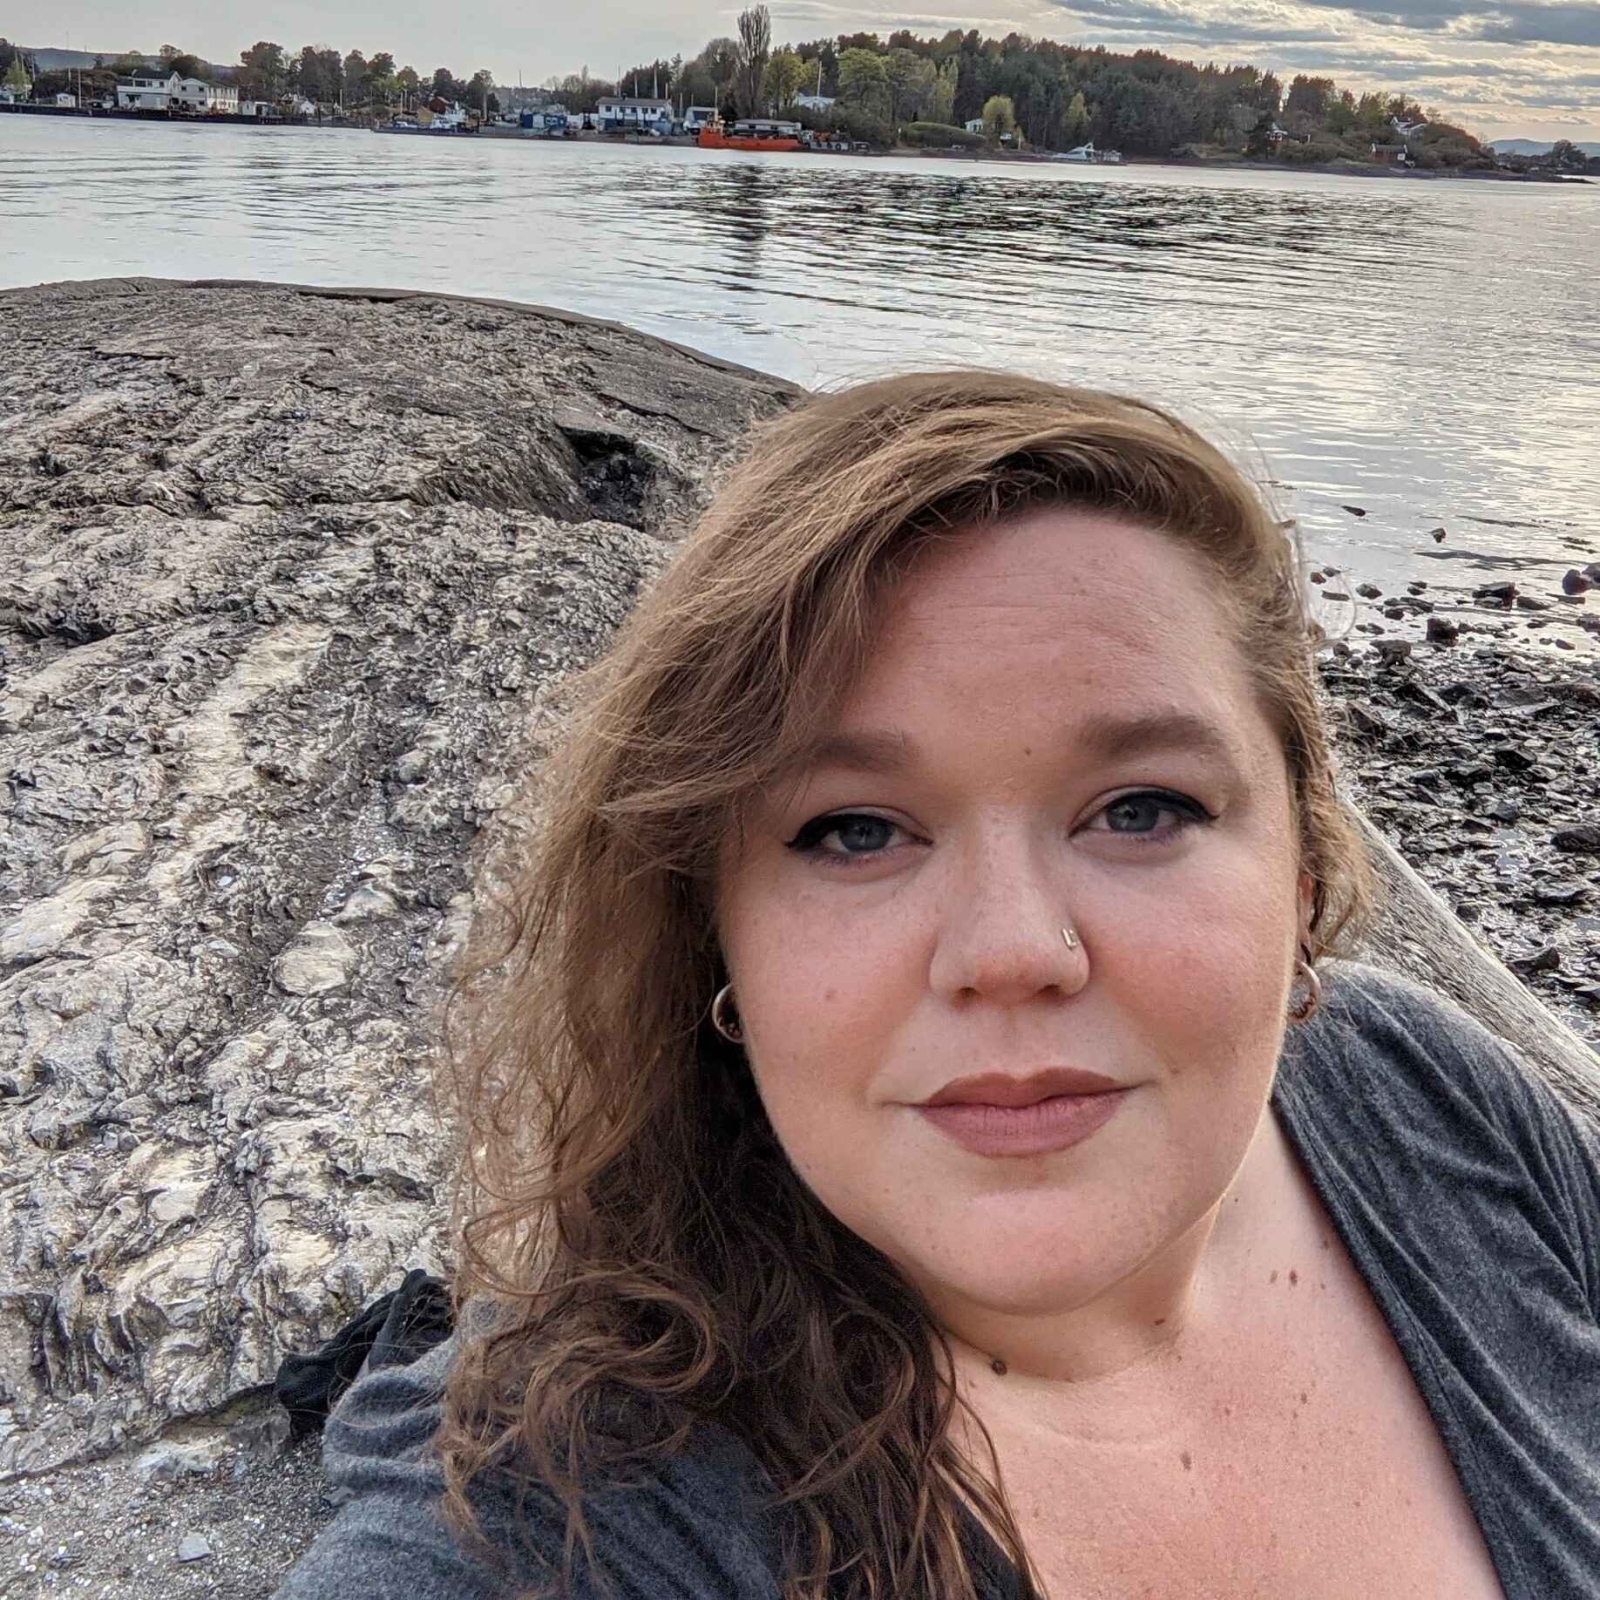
[175,1533,212,1563]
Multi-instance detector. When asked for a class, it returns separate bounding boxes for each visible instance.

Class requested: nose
[928,826,1089,1006]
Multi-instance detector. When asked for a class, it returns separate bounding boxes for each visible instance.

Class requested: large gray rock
[0,278,794,1474]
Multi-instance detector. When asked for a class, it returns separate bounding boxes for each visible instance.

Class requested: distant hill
[20,47,146,70]
[1489,137,1600,156]
[19,45,225,74]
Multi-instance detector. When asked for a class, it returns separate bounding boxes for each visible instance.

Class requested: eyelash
[785,790,1215,862]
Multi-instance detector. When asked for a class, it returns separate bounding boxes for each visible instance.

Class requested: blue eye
[787,813,904,857]
[1094,791,1211,836]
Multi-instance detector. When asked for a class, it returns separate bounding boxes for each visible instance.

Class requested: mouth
[915,1068,1129,1158]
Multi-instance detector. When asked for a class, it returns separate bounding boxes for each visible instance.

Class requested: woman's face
[715,509,1307,1347]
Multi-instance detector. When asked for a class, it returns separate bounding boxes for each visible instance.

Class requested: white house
[964,116,986,135]
[683,104,717,130]
[596,95,672,131]
[55,91,77,107]
[116,70,179,109]
[794,92,835,112]
[171,77,239,113]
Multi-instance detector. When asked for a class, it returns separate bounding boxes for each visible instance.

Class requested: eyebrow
[1073,709,1243,767]
[791,710,1244,777]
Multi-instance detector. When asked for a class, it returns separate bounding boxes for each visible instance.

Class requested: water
[4,116,1598,593]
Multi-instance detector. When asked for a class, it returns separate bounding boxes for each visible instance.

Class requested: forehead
[840,508,1258,734]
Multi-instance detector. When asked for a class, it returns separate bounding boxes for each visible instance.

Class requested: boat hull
[698,127,802,152]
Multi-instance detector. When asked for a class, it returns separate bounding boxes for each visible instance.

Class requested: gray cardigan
[273,965,1600,1598]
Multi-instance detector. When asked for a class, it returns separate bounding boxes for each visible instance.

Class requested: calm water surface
[3,116,1596,589]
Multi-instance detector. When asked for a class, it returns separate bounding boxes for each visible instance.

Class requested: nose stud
[1061,925,1080,951]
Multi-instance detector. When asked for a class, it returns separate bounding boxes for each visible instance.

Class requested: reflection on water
[3,117,1596,582]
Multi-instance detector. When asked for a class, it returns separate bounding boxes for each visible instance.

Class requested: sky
[29,0,1600,140]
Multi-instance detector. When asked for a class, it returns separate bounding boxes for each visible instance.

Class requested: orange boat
[698,117,803,152]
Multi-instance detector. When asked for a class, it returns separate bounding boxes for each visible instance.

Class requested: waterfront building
[794,92,835,112]
[171,77,240,114]
[116,70,180,110]
[683,105,717,131]
[596,95,672,132]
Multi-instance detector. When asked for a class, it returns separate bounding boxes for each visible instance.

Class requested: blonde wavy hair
[437,372,1373,1598]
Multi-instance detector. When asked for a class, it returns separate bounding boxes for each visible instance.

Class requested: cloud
[1477,1,1600,43]
[1267,0,1600,46]
[1048,0,1344,41]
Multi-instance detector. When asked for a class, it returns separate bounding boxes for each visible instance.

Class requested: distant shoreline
[1,103,1585,185]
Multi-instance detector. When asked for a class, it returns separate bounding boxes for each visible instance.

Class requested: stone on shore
[0,278,794,1476]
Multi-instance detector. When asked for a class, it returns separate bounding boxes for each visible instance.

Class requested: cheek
[1087,837,1301,1073]
[718,879,923,1185]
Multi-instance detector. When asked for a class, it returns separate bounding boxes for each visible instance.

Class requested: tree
[837,47,889,118]
[468,69,497,116]
[981,92,1015,142]
[365,53,396,110]
[1285,74,1334,122]
[735,5,771,116]
[762,47,808,113]
[430,66,466,103]
[159,44,205,80]
[886,47,935,122]
[316,47,344,105]
[237,41,287,101]
[927,57,958,126]
[111,51,146,77]
[3,54,29,96]
[395,65,419,109]
[343,50,368,105]
[1063,87,1088,146]
[294,46,323,102]
[702,38,740,113]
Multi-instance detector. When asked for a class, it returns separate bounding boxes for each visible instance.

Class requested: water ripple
[2,119,1596,576]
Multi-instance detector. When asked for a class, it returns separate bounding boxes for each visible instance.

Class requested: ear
[1296,869,1316,956]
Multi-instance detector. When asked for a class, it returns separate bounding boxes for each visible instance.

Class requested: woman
[276,374,1600,1599]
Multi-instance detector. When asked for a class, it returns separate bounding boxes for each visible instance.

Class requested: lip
[915,1068,1129,1159]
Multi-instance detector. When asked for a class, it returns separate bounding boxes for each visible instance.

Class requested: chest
[987,1242,1505,1600]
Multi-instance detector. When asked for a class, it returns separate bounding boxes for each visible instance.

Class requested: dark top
[272,964,1600,1599]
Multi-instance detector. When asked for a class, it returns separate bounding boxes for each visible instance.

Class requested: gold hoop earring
[711,983,743,1043]
[1289,957,1322,1023]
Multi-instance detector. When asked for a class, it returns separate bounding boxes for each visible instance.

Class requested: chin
[889,1222,1135,1320]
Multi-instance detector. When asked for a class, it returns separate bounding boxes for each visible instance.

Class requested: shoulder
[1277,960,1600,1310]
[273,1335,785,1600]
[1283,959,1587,1143]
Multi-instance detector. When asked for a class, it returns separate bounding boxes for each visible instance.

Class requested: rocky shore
[0,278,1595,1596]
[1318,636,1600,1047]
